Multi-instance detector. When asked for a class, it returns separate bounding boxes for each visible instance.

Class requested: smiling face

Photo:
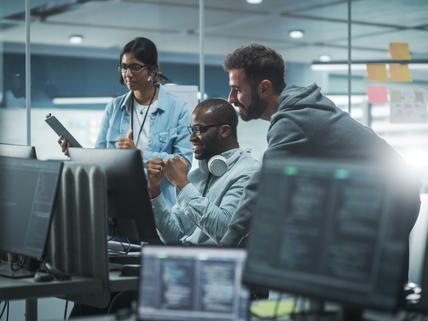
[120,53,151,92]
[190,107,223,160]
[228,68,265,121]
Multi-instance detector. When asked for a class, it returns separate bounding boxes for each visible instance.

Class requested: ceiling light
[53,97,113,105]
[311,59,428,71]
[69,35,83,44]
[319,54,331,62]
[246,0,263,3]
[288,29,304,39]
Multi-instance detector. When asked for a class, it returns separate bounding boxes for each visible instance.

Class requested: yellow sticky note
[389,43,411,60]
[366,64,388,82]
[390,64,413,82]
[250,299,295,318]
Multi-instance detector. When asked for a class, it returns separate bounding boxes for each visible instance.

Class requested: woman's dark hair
[119,37,158,84]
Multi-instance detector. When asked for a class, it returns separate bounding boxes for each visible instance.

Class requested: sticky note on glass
[390,89,401,103]
[366,64,388,82]
[389,42,411,60]
[390,64,413,82]
[367,86,388,104]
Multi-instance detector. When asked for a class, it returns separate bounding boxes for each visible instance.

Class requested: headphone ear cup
[208,155,228,177]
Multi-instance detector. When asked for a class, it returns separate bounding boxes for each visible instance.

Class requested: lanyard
[130,86,157,146]
[202,173,212,197]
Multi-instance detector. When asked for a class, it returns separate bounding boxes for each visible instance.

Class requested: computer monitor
[0,143,37,159]
[243,157,414,313]
[68,148,161,244]
[138,246,249,321]
[0,157,62,276]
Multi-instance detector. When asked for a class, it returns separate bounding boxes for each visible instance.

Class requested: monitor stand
[0,254,37,278]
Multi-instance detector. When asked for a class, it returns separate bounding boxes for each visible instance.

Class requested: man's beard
[241,90,264,121]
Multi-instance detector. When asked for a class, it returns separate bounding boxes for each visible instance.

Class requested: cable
[273,293,282,321]
[0,301,7,319]
[10,256,26,272]
[63,300,69,320]
[106,291,135,315]
[6,301,9,321]
[291,296,298,314]
[248,295,296,320]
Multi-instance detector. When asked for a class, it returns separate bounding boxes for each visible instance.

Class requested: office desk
[0,275,101,321]
[0,272,139,321]
[108,271,139,292]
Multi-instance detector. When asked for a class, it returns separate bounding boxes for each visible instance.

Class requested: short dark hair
[224,43,286,94]
[195,98,239,139]
[119,37,158,84]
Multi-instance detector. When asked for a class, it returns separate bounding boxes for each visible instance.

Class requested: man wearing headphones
[147,98,259,245]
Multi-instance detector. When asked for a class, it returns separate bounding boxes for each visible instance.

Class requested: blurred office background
[0,0,427,319]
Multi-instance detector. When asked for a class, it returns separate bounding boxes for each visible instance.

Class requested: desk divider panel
[47,162,110,308]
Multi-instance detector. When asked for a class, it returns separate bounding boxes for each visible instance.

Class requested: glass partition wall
[1,0,427,177]
[0,1,27,145]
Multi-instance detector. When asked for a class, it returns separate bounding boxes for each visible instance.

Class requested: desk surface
[0,272,138,301]
[0,275,102,301]
[108,271,139,292]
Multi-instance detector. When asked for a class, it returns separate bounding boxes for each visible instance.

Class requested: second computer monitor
[69,148,160,244]
[243,157,415,312]
[0,157,62,260]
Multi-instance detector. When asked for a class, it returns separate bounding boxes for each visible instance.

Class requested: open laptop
[138,246,249,321]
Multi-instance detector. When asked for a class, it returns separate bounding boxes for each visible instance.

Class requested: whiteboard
[164,84,199,113]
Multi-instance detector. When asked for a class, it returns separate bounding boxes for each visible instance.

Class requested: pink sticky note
[367,86,388,104]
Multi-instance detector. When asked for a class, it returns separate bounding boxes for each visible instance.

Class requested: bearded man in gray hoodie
[220,43,420,247]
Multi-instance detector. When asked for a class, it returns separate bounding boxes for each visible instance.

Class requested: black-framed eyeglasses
[117,63,148,74]
[188,123,227,135]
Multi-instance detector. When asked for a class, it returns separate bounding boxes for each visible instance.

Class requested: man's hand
[58,135,70,156]
[117,130,136,150]
[147,158,164,199]
[163,156,189,190]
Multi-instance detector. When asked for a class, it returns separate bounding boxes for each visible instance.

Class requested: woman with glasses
[60,37,192,207]
[100,36,193,207]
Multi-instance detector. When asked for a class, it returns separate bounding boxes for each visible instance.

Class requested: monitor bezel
[68,147,161,244]
[242,157,412,312]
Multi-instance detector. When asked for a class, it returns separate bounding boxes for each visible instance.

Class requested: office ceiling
[1,0,428,64]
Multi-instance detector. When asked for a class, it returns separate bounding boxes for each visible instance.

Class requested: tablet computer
[45,113,82,148]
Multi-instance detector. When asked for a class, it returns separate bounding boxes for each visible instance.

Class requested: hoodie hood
[275,83,336,117]
[268,83,339,136]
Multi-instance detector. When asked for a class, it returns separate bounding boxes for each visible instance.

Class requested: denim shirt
[151,149,260,245]
[95,85,193,207]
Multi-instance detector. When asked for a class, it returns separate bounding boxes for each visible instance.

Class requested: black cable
[63,300,68,320]
[291,296,298,314]
[10,256,25,272]
[273,293,282,321]
[106,292,132,315]
[247,295,293,321]
[0,301,7,319]
[6,301,9,321]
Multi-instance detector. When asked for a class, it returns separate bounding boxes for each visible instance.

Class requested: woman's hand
[58,135,70,156]
[147,158,164,199]
[117,130,136,149]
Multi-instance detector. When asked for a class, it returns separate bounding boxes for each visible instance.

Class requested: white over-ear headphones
[198,149,242,177]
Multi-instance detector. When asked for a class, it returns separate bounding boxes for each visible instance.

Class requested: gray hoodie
[221,83,416,246]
